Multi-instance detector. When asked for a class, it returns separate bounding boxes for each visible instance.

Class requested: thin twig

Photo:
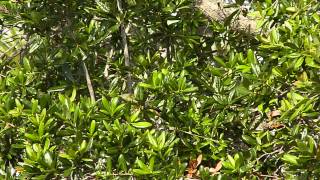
[274,164,284,176]
[82,61,96,102]
[257,147,283,162]
[108,173,134,176]
[104,48,114,79]
[65,11,96,103]
[253,172,280,179]
[170,128,220,144]
[166,38,171,62]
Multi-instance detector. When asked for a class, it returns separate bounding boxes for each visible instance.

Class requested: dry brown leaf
[267,110,281,120]
[261,121,285,130]
[187,154,202,178]
[209,160,222,175]
[187,159,197,178]
[15,166,24,173]
[196,154,202,167]
[5,123,15,128]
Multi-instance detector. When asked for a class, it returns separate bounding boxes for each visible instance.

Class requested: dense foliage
[0,0,320,179]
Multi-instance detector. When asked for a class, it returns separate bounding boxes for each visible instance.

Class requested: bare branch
[117,0,132,93]
[257,146,284,162]
[104,48,114,79]
[82,61,96,102]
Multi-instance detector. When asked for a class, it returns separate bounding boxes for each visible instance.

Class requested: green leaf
[44,152,53,167]
[47,85,66,93]
[25,133,39,141]
[106,156,112,174]
[234,153,243,169]
[257,35,270,43]
[236,85,250,96]
[288,98,314,121]
[182,86,198,93]
[137,159,149,170]
[118,154,127,171]
[63,168,73,176]
[270,29,279,43]
[209,67,223,76]
[15,99,22,109]
[130,110,140,123]
[91,24,118,45]
[120,93,136,102]
[96,0,110,13]
[158,132,166,150]
[222,161,234,170]
[138,82,155,89]
[282,154,299,165]
[101,96,108,108]
[242,135,256,145]
[31,99,38,114]
[286,7,297,13]
[82,158,94,162]
[70,88,76,102]
[224,9,240,26]
[89,120,96,136]
[251,63,260,76]
[312,13,320,23]
[167,19,180,26]
[131,122,152,128]
[40,108,47,122]
[26,145,36,160]
[79,140,87,153]
[247,49,256,64]
[213,56,227,67]
[28,39,43,53]
[287,53,301,59]
[227,154,235,168]
[59,153,73,160]
[133,168,152,175]
[294,57,304,70]
[88,19,96,33]
[23,58,31,72]
[147,132,158,149]
[149,156,155,171]
[272,67,283,77]
[283,21,292,32]
[305,56,320,68]
[44,138,50,152]
[38,121,44,137]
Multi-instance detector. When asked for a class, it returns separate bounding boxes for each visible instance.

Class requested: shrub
[0,0,319,179]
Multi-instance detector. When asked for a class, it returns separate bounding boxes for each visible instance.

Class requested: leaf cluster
[0,0,320,179]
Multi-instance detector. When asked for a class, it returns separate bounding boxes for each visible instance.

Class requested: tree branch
[82,61,96,102]
[104,48,114,79]
[196,0,258,33]
[117,0,132,93]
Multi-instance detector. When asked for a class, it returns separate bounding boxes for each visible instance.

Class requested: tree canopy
[0,0,320,179]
